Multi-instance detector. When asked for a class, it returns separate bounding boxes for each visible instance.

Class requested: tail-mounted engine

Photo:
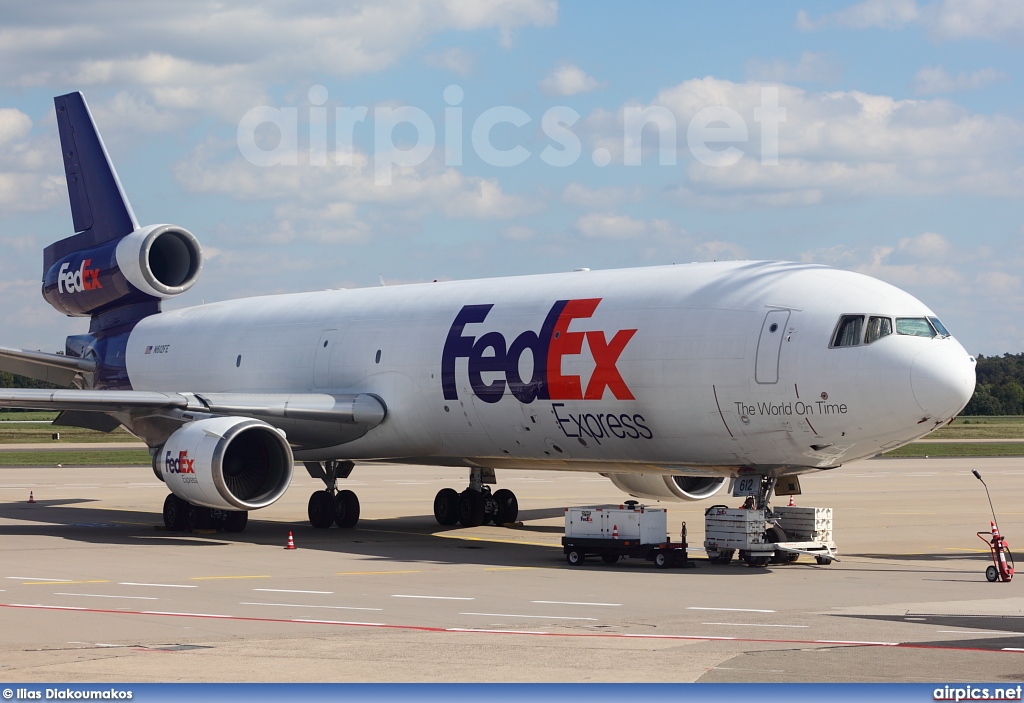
[606,473,727,502]
[43,224,202,317]
[158,416,293,511]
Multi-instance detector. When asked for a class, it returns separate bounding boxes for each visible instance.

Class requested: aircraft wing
[0,346,96,388]
[0,389,387,446]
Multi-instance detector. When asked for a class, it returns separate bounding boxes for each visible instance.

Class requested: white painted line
[253,589,334,595]
[119,582,197,589]
[7,576,71,582]
[143,611,231,618]
[54,593,158,600]
[240,601,382,611]
[814,639,899,646]
[444,634,548,638]
[392,594,474,601]
[531,600,622,607]
[293,618,386,626]
[1002,648,1024,652]
[702,622,809,628]
[937,630,1008,635]
[12,603,88,611]
[687,607,775,613]
[460,612,598,621]
[621,633,738,640]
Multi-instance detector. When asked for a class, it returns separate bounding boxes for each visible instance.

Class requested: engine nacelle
[158,417,293,511]
[606,473,727,502]
[43,224,202,316]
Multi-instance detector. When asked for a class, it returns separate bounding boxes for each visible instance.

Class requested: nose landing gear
[433,467,519,528]
[305,460,360,529]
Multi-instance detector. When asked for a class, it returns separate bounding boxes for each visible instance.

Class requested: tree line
[962,353,1024,416]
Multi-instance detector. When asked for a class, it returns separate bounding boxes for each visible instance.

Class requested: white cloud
[0,110,66,215]
[0,108,31,145]
[575,213,648,239]
[798,0,1024,42]
[0,1,557,126]
[173,139,540,243]
[897,231,951,259]
[912,65,1003,94]
[797,0,919,31]
[424,47,477,76]
[746,52,841,84]
[561,182,645,208]
[583,77,1024,205]
[539,64,605,96]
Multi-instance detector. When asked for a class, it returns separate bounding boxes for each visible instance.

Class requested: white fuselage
[123,261,976,478]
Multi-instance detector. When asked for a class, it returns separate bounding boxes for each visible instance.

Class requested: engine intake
[159,417,293,511]
[43,224,202,317]
[606,473,727,502]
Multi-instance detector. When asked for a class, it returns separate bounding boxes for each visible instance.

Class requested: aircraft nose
[910,343,976,419]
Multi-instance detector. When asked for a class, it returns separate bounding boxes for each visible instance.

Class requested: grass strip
[0,450,151,466]
[884,442,1024,458]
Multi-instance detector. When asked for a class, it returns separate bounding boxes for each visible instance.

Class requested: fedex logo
[165,450,195,474]
[442,298,637,404]
[57,259,102,294]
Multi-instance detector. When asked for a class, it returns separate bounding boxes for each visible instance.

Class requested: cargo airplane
[0,92,976,535]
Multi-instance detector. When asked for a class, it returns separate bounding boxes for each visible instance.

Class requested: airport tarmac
[1,456,1023,683]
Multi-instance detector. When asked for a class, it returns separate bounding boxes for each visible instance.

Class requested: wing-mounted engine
[159,416,293,511]
[43,224,202,317]
[605,473,726,502]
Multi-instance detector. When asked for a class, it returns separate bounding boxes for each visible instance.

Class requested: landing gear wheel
[815,556,834,566]
[765,526,789,564]
[224,511,248,533]
[654,551,670,569]
[162,494,187,531]
[601,553,619,564]
[987,565,999,582]
[334,490,360,528]
[307,490,336,528]
[433,488,460,526]
[185,503,212,531]
[457,489,486,527]
[492,488,519,526]
[566,548,584,566]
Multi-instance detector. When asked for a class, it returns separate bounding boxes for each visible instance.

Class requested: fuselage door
[755,310,790,384]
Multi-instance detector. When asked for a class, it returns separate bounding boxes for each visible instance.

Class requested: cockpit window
[865,316,893,344]
[832,315,864,347]
[895,317,936,337]
[928,316,950,337]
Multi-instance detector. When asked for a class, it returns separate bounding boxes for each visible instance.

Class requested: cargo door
[754,310,790,384]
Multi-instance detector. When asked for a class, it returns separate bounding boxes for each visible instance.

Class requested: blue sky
[0,0,1022,356]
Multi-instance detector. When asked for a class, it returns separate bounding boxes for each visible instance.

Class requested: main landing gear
[433,467,519,528]
[162,494,249,533]
[304,460,360,529]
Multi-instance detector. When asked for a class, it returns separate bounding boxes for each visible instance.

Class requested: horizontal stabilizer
[0,346,96,388]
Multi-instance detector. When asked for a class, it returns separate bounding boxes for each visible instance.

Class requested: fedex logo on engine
[57,259,102,294]
[442,298,637,404]
[165,450,195,474]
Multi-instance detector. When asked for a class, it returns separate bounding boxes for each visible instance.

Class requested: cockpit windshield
[895,317,937,337]
[831,313,950,347]
[928,316,950,337]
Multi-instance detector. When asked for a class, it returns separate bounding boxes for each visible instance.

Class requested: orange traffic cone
[28,491,35,504]
[612,524,618,539]
[285,531,296,550]
[788,495,795,507]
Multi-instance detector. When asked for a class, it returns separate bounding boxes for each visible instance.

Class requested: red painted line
[2,602,1020,654]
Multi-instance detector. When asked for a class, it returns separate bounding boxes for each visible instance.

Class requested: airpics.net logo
[236,84,786,185]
